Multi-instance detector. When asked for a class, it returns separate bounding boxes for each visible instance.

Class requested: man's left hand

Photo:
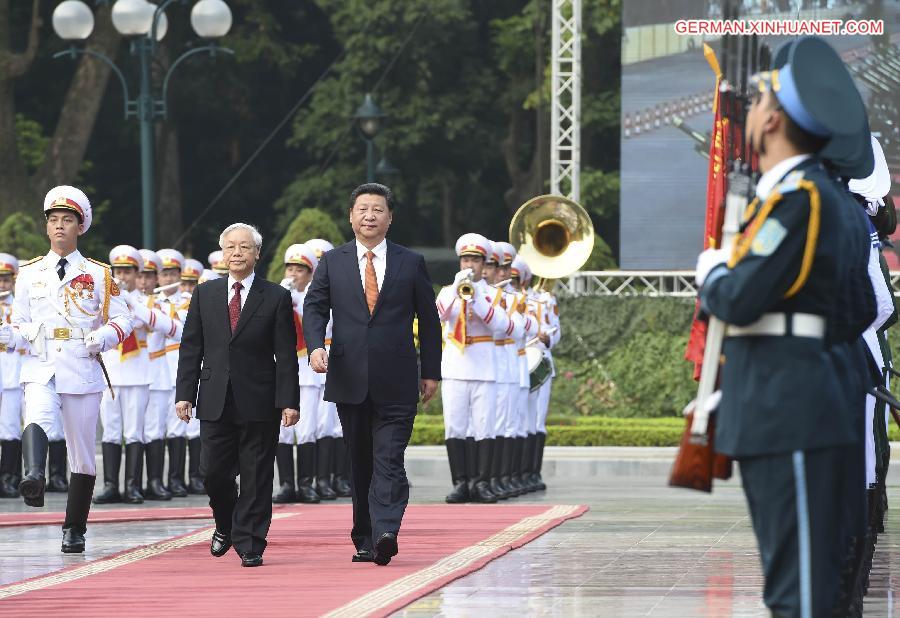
[420,379,438,404]
[85,332,104,354]
[282,408,300,427]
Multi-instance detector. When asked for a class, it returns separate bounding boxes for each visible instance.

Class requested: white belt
[726,313,825,339]
[43,326,90,341]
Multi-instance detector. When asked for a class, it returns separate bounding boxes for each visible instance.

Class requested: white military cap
[182,258,204,282]
[305,238,335,259]
[510,256,531,282]
[43,185,93,233]
[139,249,162,273]
[486,241,501,265]
[455,233,490,258]
[284,243,318,272]
[0,254,18,276]
[157,249,185,271]
[207,250,228,274]
[494,241,517,266]
[199,269,221,284]
[109,245,143,270]
[849,134,891,201]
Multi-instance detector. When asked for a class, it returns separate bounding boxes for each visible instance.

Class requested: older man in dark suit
[304,183,441,566]
[176,222,300,568]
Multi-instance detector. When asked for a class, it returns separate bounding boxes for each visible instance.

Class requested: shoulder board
[87,258,111,270]
[20,256,42,267]
[774,170,807,195]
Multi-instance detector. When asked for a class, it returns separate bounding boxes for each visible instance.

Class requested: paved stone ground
[1,446,899,616]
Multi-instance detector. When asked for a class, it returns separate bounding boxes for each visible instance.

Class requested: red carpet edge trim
[324,504,590,618]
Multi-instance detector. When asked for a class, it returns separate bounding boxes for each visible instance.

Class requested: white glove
[0,324,11,346]
[453,268,473,295]
[85,331,104,354]
[695,248,730,286]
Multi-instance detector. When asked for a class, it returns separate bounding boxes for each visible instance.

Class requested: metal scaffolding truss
[550,0,581,200]
[559,271,900,298]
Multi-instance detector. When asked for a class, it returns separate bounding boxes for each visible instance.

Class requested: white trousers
[536,377,552,434]
[515,386,529,438]
[100,385,149,445]
[0,387,22,441]
[165,389,187,438]
[279,385,322,445]
[442,379,495,441]
[526,387,539,435]
[145,389,169,442]
[23,380,102,475]
[317,398,342,439]
[186,415,200,439]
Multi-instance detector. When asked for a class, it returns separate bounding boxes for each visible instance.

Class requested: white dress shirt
[755,154,812,201]
[227,271,256,310]
[355,239,387,293]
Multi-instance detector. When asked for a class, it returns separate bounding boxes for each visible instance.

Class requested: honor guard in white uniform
[207,250,228,277]
[526,274,559,491]
[437,233,512,504]
[156,248,190,497]
[180,258,203,297]
[180,258,203,487]
[95,245,183,505]
[0,186,134,553]
[272,243,323,504]
[199,269,220,284]
[509,257,540,493]
[0,255,23,499]
[305,238,351,499]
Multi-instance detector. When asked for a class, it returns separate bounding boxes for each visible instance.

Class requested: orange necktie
[365,250,378,314]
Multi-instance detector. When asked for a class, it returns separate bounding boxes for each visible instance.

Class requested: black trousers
[739,446,848,617]
[337,396,415,552]
[200,384,279,556]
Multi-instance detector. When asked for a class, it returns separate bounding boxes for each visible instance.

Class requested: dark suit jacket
[175,274,300,421]
[303,239,441,405]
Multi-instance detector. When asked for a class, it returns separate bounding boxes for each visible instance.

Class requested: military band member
[509,257,539,493]
[156,248,190,497]
[181,258,204,296]
[180,258,204,492]
[273,243,322,504]
[0,254,22,499]
[306,238,351,499]
[208,250,228,277]
[437,233,512,504]
[0,185,134,553]
[694,37,876,616]
[529,276,559,491]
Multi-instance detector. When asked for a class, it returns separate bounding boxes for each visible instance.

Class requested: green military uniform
[698,36,877,617]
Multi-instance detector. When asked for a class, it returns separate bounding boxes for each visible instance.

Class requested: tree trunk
[33,6,121,191]
[154,120,183,247]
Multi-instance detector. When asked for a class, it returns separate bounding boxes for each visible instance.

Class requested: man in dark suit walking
[176,223,300,568]
[304,183,441,566]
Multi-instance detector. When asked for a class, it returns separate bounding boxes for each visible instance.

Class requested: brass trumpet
[457,277,475,301]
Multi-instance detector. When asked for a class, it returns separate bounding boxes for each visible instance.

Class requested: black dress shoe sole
[19,478,45,507]
[352,551,375,563]
[211,539,232,558]
[374,535,398,566]
[61,543,85,554]
[241,557,263,567]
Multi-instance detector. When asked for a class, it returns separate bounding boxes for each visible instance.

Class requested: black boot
[315,437,338,500]
[444,438,469,503]
[167,437,189,497]
[92,442,122,504]
[332,437,352,498]
[532,432,548,490]
[296,443,320,503]
[506,437,526,496]
[469,440,498,503]
[272,443,296,504]
[144,440,172,500]
[520,433,537,492]
[499,435,519,498]
[122,442,144,504]
[47,440,68,492]
[489,437,511,500]
[187,438,205,494]
[0,439,20,498]
[62,473,95,553]
[19,424,48,507]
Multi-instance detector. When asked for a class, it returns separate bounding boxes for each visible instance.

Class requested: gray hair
[219,223,263,250]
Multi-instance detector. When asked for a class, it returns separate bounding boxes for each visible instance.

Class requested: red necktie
[229,281,243,333]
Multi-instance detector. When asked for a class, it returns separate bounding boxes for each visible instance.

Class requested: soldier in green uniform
[694,36,876,617]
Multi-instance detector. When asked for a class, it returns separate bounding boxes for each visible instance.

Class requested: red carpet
[0,503,587,617]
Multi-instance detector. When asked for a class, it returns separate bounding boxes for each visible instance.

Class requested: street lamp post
[353,93,385,183]
[52,0,234,248]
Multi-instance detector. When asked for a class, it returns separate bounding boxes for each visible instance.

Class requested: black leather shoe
[470,481,498,504]
[19,475,46,507]
[145,478,172,501]
[352,549,375,563]
[0,473,18,498]
[489,478,511,500]
[333,476,352,498]
[241,552,263,567]
[47,474,69,493]
[374,533,398,566]
[188,476,206,495]
[210,530,232,557]
[316,478,338,500]
[272,482,296,504]
[445,482,469,504]
[61,527,85,553]
[296,484,320,504]
[92,482,121,504]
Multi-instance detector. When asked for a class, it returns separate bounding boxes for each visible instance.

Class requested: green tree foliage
[0,213,47,259]
[266,208,344,281]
